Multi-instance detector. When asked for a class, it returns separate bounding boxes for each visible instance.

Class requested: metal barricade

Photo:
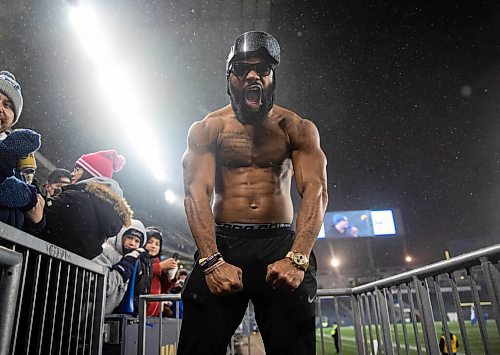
[137,294,182,355]
[136,243,500,354]
[137,294,256,355]
[316,243,500,354]
[0,222,108,355]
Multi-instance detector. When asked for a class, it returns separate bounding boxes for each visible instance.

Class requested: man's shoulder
[271,105,302,121]
[203,105,233,124]
[271,105,317,129]
[271,105,319,144]
[189,105,232,132]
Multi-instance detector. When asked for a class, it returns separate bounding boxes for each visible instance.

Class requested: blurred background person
[440,329,459,355]
[170,268,189,294]
[330,322,340,353]
[329,214,359,237]
[168,268,189,319]
[44,168,72,199]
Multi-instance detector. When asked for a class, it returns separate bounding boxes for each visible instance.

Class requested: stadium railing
[138,243,500,355]
[0,222,107,355]
[2,217,498,355]
[320,243,500,354]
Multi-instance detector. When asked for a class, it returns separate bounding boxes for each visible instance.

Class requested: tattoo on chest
[219,132,251,156]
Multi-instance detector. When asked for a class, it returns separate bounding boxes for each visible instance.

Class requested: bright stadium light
[127,127,168,180]
[68,5,111,60]
[164,189,177,204]
[97,63,142,119]
[330,257,340,268]
[405,255,412,263]
[153,171,167,182]
[68,3,167,180]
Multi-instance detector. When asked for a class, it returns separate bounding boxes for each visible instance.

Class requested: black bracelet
[199,251,222,269]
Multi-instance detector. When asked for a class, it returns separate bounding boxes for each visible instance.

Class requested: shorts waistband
[216,223,291,231]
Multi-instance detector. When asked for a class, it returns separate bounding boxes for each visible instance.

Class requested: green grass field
[315,321,499,354]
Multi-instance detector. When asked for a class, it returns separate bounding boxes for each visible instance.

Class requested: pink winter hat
[75,150,126,178]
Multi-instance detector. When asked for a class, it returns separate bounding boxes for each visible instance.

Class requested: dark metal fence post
[0,247,23,355]
[480,257,500,333]
[413,276,440,354]
[350,294,365,354]
[375,287,394,355]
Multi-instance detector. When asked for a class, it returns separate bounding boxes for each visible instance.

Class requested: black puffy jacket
[37,180,132,260]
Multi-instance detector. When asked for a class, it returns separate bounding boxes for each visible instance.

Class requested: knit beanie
[333,214,348,225]
[75,150,126,178]
[0,70,23,125]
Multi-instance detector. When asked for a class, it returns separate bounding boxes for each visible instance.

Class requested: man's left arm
[289,119,328,255]
[265,119,327,290]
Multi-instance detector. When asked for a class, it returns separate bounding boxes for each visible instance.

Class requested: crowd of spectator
[0,69,187,317]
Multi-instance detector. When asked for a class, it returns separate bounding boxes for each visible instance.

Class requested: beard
[227,77,276,124]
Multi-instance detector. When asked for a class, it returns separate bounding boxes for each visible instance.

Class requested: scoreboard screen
[318,209,404,239]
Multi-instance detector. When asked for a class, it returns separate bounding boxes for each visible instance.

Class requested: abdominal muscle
[213,166,294,224]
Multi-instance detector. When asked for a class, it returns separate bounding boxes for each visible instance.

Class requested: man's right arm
[182,120,218,257]
[182,118,243,295]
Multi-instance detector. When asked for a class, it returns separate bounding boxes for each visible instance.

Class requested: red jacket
[146,257,175,316]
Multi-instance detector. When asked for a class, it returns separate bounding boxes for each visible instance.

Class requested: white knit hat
[0,70,23,125]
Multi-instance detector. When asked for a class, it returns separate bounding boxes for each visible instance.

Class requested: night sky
[1,0,499,271]
[270,0,500,267]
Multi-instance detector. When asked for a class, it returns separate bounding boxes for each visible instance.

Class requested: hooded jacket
[92,219,147,314]
[36,178,132,260]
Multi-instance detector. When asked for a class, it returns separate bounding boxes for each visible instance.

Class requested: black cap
[226,31,280,73]
[47,168,72,184]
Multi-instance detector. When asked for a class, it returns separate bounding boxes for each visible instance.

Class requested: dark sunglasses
[230,62,274,78]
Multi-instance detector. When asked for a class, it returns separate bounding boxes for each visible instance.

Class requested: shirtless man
[179,31,328,354]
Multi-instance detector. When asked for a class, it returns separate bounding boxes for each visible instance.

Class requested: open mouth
[244,85,262,110]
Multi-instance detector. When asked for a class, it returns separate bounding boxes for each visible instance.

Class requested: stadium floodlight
[97,63,142,118]
[164,189,177,204]
[330,257,340,268]
[68,2,167,181]
[405,255,412,263]
[124,127,168,181]
[69,4,111,61]
[153,171,167,182]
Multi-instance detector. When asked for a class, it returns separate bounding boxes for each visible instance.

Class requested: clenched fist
[265,258,304,291]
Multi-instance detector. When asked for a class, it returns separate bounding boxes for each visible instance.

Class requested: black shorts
[177,223,317,355]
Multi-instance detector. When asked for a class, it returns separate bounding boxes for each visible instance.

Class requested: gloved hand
[112,248,147,281]
[0,129,41,180]
[0,176,38,209]
[125,247,148,259]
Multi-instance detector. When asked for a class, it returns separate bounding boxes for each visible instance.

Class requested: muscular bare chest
[217,125,290,168]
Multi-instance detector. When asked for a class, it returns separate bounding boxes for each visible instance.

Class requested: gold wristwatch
[285,251,309,271]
